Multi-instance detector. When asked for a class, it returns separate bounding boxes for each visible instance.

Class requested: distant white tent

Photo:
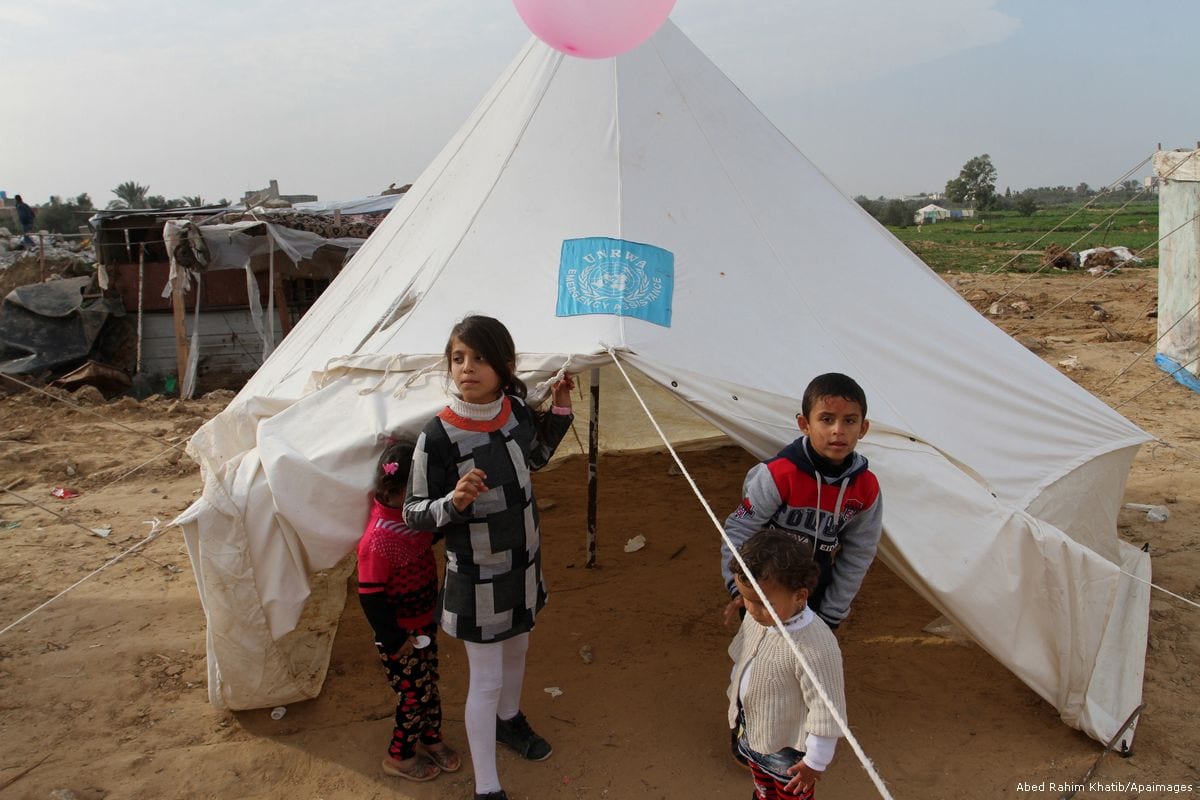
[915,203,951,223]
[177,21,1150,746]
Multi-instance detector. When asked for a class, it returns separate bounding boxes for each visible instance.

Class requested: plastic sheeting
[176,23,1151,746]
[0,276,124,374]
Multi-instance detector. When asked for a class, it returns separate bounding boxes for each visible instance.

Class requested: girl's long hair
[444,315,527,399]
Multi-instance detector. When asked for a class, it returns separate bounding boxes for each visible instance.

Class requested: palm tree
[182,195,204,207]
[110,181,149,209]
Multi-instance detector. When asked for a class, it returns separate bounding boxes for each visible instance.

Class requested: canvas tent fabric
[175,22,1151,745]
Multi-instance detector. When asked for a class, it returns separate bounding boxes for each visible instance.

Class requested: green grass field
[885,202,1160,273]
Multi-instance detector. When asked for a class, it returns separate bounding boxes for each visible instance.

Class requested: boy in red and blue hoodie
[721,373,883,632]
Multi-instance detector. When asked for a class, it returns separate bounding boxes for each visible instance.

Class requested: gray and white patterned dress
[404,394,572,643]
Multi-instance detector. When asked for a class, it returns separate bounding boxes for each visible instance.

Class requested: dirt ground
[1,268,1197,800]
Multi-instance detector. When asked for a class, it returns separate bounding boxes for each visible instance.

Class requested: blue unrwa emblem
[556,237,674,327]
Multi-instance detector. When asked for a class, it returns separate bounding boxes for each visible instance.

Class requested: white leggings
[463,633,530,794]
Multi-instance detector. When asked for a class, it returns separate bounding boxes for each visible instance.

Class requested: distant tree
[945,154,998,211]
[1075,182,1091,197]
[1121,179,1138,192]
[30,194,93,234]
[182,195,204,207]
[1014,195,1039,216]
[881,199,913,227]
[111,181,149,209]
[855,195,884,221]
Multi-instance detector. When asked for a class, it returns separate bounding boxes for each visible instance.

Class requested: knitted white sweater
[726,613,846,754]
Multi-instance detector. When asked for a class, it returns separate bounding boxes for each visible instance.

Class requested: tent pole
[135,243,145,375]
[274,277,292,336]
[170,268,189,396]
[586,367,600,568]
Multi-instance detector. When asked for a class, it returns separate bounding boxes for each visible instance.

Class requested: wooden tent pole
[170,269,189,395]
[586,367,600,568]
[274,277,292,336]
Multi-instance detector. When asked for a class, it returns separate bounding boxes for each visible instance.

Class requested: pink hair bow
[382,462,399,475]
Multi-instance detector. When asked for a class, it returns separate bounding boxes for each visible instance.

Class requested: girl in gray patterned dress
[404,315,574,800]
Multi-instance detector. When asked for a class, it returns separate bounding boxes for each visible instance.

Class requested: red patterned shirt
[357,496,437,650]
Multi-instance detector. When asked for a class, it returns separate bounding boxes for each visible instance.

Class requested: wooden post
[274,277,292,337]
[38,233,45,282]
[586,367,600,568]
[170,269,189,395]
[136,244,145,374]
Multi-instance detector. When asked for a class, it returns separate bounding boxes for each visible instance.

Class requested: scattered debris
[1016,336,1045,353]
[50,487,80,499]
[90,526,112,539]
[578,645,593,664]
[922,615,972,643]
[623,534,646,553]
[543,686,563,698]
[1057,355,1081,370]
[1123,503,1169,522]
[1090,303,1109,321]
[1079,246,1142,270]
[56,361,132,398]
[1044,244,1078,270]
[988,300,1031,317]
[270,706,287,720]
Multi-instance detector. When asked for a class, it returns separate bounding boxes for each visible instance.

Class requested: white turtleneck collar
[447,393,505,421]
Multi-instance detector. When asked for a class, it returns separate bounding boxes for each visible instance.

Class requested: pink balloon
[513,0,677,59]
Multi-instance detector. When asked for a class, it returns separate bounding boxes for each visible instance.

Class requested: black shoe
[496,711,552,761]
[474,792,508,800]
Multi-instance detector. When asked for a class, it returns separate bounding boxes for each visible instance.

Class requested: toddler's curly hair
[729,529,820,592]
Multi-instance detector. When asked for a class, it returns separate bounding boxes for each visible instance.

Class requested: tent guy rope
[0,519,173,639]
[982,153,1151,282]
[1009,208,1200,339]
[604,347,896,800]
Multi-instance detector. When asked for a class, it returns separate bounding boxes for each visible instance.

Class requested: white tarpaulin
[176,22,1150,745]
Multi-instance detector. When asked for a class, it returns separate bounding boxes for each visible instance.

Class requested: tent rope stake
[1059,703,1145,800]
[604,348,895,800]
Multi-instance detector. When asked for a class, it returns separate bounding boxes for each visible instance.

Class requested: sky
[2,0,1198,208]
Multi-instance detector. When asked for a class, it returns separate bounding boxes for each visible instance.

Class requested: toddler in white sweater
[727,529,846,799]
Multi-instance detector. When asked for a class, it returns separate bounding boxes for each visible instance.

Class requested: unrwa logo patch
[557,237,673,328]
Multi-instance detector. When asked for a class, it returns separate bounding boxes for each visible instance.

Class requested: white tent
[915,203,951,223]
[177,21,1151,746]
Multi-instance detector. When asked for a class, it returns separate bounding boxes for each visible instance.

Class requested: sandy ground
[1,269,1198,800]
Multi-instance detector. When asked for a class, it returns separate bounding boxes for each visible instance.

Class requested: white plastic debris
[1123,503,1169,522]
[543,686,563,698]
[90,526,112,538]
[1057,355,1081,370]
[623,534,646,553]
[270,706,287,720]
